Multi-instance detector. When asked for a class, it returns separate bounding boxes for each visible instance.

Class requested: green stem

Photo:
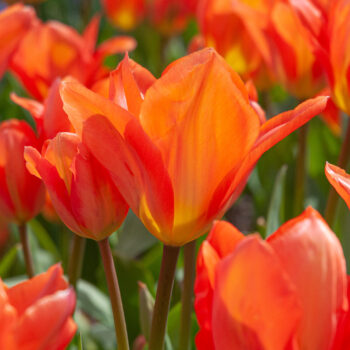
[294,124,309,216]
[98,238,129,350]
[149,245,180,350]
[68,234,86,289]
[178,240,196,350]
[19,223,34,278]
[325,121,350,226]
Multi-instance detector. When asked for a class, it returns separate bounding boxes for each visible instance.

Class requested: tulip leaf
[266,165,288,237]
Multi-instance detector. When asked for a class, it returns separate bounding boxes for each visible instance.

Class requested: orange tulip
[194,207,349,350]
[0,4,35,78]
[0,264,77,349]
[101,0,146,31]
[9,16,136,101]
[24,132,128,240]
[325,162,350,210]
[0,120,45,224]
[59,48,328,246]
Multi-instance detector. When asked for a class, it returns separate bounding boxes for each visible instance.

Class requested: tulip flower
[9,16,137,101]
[325,162,350,210]
[194,207,349,350]
[25,133,130,349]
[24,132,128,240]
[0,4,35,78]
[101,0,146,31]
[0,120,45,224]
[0,264,77,349]
[60,48,328,247]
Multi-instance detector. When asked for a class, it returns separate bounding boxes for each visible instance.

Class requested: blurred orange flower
[9,16,136,101]
[0,120,45,224]
[60,48,328,246]
[101,0,146,31]
[25,132,128,240]
[325,162,350,210]
[0,264,76,349]
[195,207,349,350]
[0,4,35,78]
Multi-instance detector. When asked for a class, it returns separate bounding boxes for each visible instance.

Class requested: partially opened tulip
[194,207,349,350]
[9,16,137,101]
[24,132,128,240]
[24,132,130,349]
[325,162,350,210]
[60,48,328,247]
[0,4,35,78]
[0,264,77,350]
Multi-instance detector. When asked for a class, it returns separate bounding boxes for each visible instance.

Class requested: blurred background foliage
[0,0,348,349]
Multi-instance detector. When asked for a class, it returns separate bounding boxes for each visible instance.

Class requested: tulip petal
[325,162,350,210]
[140,48,260,240]
[16,288,76,350]
[24,146,83,236]
[60,77,133,136]
[268,207,348,350]
[70,145,128,240]
[212,235,301,350]
[96,36,137,58]
[6,264,67,317]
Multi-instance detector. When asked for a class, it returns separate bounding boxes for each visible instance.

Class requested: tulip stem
[179,240,197,350]
[68,234,86,288]
[294,123,309,216]
[325,120,350,226]
[19,223,34,278]
[149,244,180,350]
[98,238,129,350]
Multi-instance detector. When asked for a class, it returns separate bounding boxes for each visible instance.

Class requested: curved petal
[6,264,67,317]
[212,235,301,350]
[267,207,348,350]
[325,163,350,210]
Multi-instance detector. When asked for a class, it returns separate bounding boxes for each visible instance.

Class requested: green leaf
[0,244,20,278]
[266,165,288,237]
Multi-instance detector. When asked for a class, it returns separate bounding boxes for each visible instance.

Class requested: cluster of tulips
[0,0,350,349]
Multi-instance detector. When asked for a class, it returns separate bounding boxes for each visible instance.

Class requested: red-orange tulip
[24,132,128,240]
[101,0,146,31]
[0,4,35,78]
[0,120,45,224]
[194,207,349,350]
[60,48,328,246]
[0,264,77,349]
[325,162,350,210]
[9,16,136,101]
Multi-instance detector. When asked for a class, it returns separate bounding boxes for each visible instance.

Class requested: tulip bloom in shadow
[325,162,350,210]
[0,4,35,78]
[8,15,136,101]
[195,207,349,350]
[0,264,76,349]
[0,120,45,277]
[60,48,328,247]
[25,132,130,350]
